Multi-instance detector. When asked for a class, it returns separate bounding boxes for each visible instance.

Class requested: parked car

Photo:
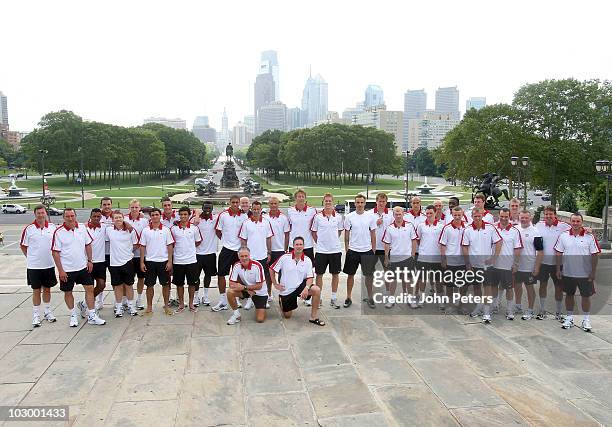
[541,193,551,201]
[16,173,24,178]
[1,204,27,214]
[43,172,53,177]
[533,190,543,196]
[48,207,64,216]
[334,204,346,214]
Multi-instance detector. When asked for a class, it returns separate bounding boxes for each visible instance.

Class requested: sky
[2,0,611,132]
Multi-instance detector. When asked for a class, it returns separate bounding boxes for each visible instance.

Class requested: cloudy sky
[2,0,610,132]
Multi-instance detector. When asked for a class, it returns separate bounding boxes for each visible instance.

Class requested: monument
[220,143,240,188]
[471,172,510,209]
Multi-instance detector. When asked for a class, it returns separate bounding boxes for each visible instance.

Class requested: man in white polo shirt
[239,200,273,311]
[271,237,323,326]
[213,195,247,312]
[514,210,543,320]
[106,210,139,317]
[415,205,445,308]
[226,247,267,325]
[465,193,495,224]
[439,206,468,312]
[555,213,600,331]
[171,207,202,312]
[461,207,502,323]
[311,193,344,309]
[382,206,418,308]
[52,208,106,327]
[491,208,523,319]
[20,205,58,327]
[265,196,290,305]
[343,194,377,309]
[125,199,150,310]
[287,189,317,262]
[194,201,218,307]
[139,208,175,315]
[161,197,178,228]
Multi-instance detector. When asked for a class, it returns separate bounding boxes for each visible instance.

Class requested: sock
[44,303,51,313]
[88,309,96,317]
[33,305,40,314]
[556,300,563,313]
[584,312,590,320]
[121,296,128,304]
[234,309,240,316]
[539,297,546,311]
[203,288,209,297]
[72,307,78,316]
[220,293,227,304]
[128,300,133,309]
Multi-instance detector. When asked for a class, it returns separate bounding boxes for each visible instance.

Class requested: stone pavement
[1,254,612,426]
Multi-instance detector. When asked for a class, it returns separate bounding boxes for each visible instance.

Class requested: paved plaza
[0,249,611,426]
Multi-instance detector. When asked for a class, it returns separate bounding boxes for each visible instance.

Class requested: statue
[225,143,234,161]
[471,172,510,209]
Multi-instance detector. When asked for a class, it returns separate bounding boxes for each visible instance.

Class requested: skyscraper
[0,92,8,127]
[404,89,427,119]
[301,72,328,126]
[286,107,303,130]
[254,72,275,129]
[192,116,215,143]
[466,97,487,111]
[353,105,404,154]
[364,85,384,108]
[193,116,209,128]
[435,86,460,120]
[260,50,279,101]
[257,101,287,134]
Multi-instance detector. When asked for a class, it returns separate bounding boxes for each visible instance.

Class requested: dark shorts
[515,271,537,286]
[236,291,268,309]
[444,264,465,288]
[27,267,57,289]
[91,262,107,280]
[374,249,386,268]
[173,263,199,287]
[270,251,285,265]
[471,267,495,286]
[492,268,513,289]
[218,247,239,276]
[256,258,272,284]
[563,276,595,297]
[196,253,217,278]
[389,257,415,272]
[343,249,376,276]
[314,252,342,275]
[105,254,110,268]
[303,247,315,262]
[132,257,146,279]
[144,261,170,287]
[60,268,93,292]
[279,279,308,313]
[538,264,563,286]
[416,261,443,282]
[109,261,135,287]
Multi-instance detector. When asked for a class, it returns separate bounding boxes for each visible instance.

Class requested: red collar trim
[63,222,79,230]
[87,222,101,229]
[242,260,254,270]
[250,216,263,223]
[162,210,176,221]
[33,220,49,229]
[545,219,559,227]
[267,210,281,218]
[290,250,305,261]
[497,222,513,231]
[374,207,388,214]
[113,224,129,231]
[439,212,446,220]
[322,209,336,217]
[128,213,141,221]
[392,220,406,228]
[294,204,308,212]
[471,221,486,230]
[149,222,163,230]
[451,220,465,229]
[425,219,439,226]
[409,209,422,217]
[199,213,213,220]
[177,222,191,229]
[227,208,242,217]
[570,228,586,237]
[101,211,112,219]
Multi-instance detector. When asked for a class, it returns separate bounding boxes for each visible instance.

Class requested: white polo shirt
[139,223,175,262]
[310,210,343,254]
[271,252,314,295]
[287,204,317,249]
[465,208,495,225]
[170,223,202,265]
[20,221,57,269]
[125,214,149,259]
[369,207,394,251]
[107,227,139,267]
[404,209,426,228]
[518,224,542,273]
[161,210,178,228]
[195,214,218,256]
[265,211,290,252]
[238,216,274,261]
[461,222,502,268]
[382,221,418,262]
[554,228,601,278]
[536,220,571,265]
[100,211,113,255]
[344,210,376,252]
[493,223,523,270]
[229,260,267,297]
[215,209,247,251]
[51,222,93,272]
[416,219,444,263]
[438,221,467,266]
[87,222,107,263]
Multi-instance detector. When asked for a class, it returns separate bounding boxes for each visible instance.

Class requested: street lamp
[403,150,410,206]
[39,149,48,201]
[595,159,611,249]
[78,147,85,208]
[510,155,530,209]
[366,148,373,199]
[339,149,345,189]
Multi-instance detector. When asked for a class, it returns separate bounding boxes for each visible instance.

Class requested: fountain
[0,178,44,200]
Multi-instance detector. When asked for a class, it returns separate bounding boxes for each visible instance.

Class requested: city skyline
[2,0,611,132]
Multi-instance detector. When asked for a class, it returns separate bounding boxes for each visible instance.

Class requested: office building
[435,86,460,120]
[259,50,280,101]
[257,101,287,134]
[0,92,7,126]
[301,73,328,126]
[406,111,460,151]
[353,105,404,154]
[466,97,486,111]
[364,85,384,108]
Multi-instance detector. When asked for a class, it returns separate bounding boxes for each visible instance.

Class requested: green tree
[559,191,579,213]
[413,147,437,176]
[586,182,607,218]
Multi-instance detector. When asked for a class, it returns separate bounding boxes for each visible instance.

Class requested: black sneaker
[343,298,352,308]
[367,299,376,309]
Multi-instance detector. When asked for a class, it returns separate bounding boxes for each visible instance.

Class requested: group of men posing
[20,190,600,331]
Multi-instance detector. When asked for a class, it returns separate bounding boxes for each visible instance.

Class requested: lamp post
[403,150,410,206]
[78,147,85,208]
[339,148,345,189]
[595,160,611,249]
[366,148,373,199]
[39,149,48,201]
[511,155,530,209]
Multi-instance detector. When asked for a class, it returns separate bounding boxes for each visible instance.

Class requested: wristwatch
[243,285,248,291]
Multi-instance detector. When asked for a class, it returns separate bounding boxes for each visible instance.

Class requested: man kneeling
[271,236,324,326]
[226,247,267,325]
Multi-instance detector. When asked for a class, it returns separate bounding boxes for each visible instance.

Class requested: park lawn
[6,175,187,193]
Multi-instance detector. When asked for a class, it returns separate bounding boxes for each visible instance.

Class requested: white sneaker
[77,301,88,318]
[561,316,574,329]
[555,312,565,322]
[521,310,534,320]
[506,311,515,320]
[69,314,79,327]
[227,312,241,325]
[581,318,592,332]
[236,300,242,309]
[95,300,104,311]
[244,298,254,310]
[330,299,341,309]
[88,313,106,325]
[304,297,312,307]
[482,314,492,324]
[201,296,211,306]
[470,308,483,318]
[385,302,395,309]
[44,310,57,323]
[129,305,138,317]
[32,312,42,327]
[115,306,124,318]
[136,295,145,310]
[410,302,418,309]
[211,301,228,312]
